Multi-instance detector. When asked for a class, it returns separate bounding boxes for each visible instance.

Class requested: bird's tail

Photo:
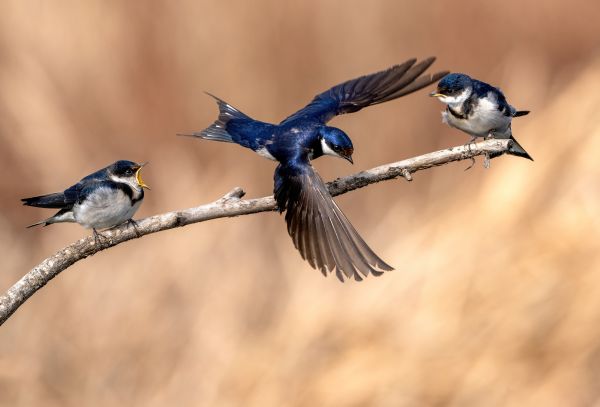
[21,192,67,208]
[26,219,49,228]
[185,93,253,143]
[23,193,76,228]
[24,208,74,228]
[513,110,530,118]
[507,135,533,161]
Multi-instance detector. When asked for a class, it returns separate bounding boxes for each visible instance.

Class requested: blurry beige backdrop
[1,1,600,406]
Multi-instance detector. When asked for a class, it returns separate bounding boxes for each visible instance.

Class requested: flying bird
[190,57,447,281]
[430,73,533,160]
[22,160,150,240]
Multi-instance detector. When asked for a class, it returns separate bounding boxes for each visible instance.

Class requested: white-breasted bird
[22,160,149,239]
[430,73,532,160]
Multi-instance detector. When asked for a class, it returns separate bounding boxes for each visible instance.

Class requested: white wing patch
[256,147,277,161]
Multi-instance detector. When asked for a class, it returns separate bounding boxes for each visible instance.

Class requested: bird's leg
[463,135,478,152]
[126,219,141,237]
[484,130,496,140]
[92,228,108,247]
[103,219,141,237]
[463,135,478,171]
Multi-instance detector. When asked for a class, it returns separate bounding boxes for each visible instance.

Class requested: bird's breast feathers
[445,93,511,137]
[73,185,142,229]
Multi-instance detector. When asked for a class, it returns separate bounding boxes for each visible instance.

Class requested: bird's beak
[341,149,354,164]
[429,91,444,98]
[136,162,150,190]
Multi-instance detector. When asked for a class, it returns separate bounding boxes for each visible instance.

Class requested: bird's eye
[125,169,133,176]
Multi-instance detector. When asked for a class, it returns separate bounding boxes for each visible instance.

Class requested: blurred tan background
[1,1,600,406]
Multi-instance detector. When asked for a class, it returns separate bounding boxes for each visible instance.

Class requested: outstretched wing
[274,161,393,281]
[281,57,448,125]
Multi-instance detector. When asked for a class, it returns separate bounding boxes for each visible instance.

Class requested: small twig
[483,153,491,169]
[401,169,413,181]
[0,139,510,326]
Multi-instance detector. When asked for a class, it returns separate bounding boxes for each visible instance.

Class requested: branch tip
[221,187,246,201]
[401,169,413,181]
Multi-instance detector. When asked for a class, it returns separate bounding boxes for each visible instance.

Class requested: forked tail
[190,93,253,143]
[508,135,533,161]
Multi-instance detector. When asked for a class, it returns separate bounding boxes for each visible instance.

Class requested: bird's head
[430,73,473,105]
[108,160,150,190]
[319,127,354,164]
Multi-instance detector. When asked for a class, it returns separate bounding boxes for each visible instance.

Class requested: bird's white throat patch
[439,87,472,110]
[109,174,144,195]
[320,138,341,158]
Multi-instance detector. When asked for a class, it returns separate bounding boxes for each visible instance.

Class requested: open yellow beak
[135,162,150,190]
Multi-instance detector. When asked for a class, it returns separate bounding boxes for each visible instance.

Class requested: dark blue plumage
[191,57,447,281]
[431,73,532,160]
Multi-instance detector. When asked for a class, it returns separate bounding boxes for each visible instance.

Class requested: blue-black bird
[430,73,532,160]
[190,57,448,281]
[22,160,149,239]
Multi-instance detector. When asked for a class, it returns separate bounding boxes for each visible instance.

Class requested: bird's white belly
[444,102,511,138]
[73,187,141,229]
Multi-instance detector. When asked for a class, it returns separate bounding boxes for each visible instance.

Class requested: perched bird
[189,57,448,281]
[22,160,149,240]
[430,73,533,160]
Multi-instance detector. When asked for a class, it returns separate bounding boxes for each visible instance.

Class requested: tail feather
[21,192,67,208]
[26,219,49,228]
[507,135,533,161]
[24,208,74,228]
[513,110,530,117]
[192,93,252,143]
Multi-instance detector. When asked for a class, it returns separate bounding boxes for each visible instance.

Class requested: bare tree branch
[0,139,511,326]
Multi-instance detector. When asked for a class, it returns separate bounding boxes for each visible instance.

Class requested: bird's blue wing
[22,164,113,209]
[281,57,448,125]
[274,159,393,281]
[79,167,110,183]
[21,182,82,209]
[473,79,516,116]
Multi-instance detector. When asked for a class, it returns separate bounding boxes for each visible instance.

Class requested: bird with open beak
[22,160,150,240]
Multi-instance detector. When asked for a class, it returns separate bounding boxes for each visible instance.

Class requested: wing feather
[275,162,393,281]
[282,57,448,125]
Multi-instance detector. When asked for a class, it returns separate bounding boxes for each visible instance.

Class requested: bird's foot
[463,136,478,153]
[92,228,109,247]
[483,130,497,140]
[127,219,141,237]
[464,157,476,171]
[463,136,478,171]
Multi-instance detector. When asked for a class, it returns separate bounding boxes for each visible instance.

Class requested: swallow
[22,160,150,240]
[188,57,448,281]
[430,73,533,160]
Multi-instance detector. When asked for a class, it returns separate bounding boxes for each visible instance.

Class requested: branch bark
[0,139,510,326]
